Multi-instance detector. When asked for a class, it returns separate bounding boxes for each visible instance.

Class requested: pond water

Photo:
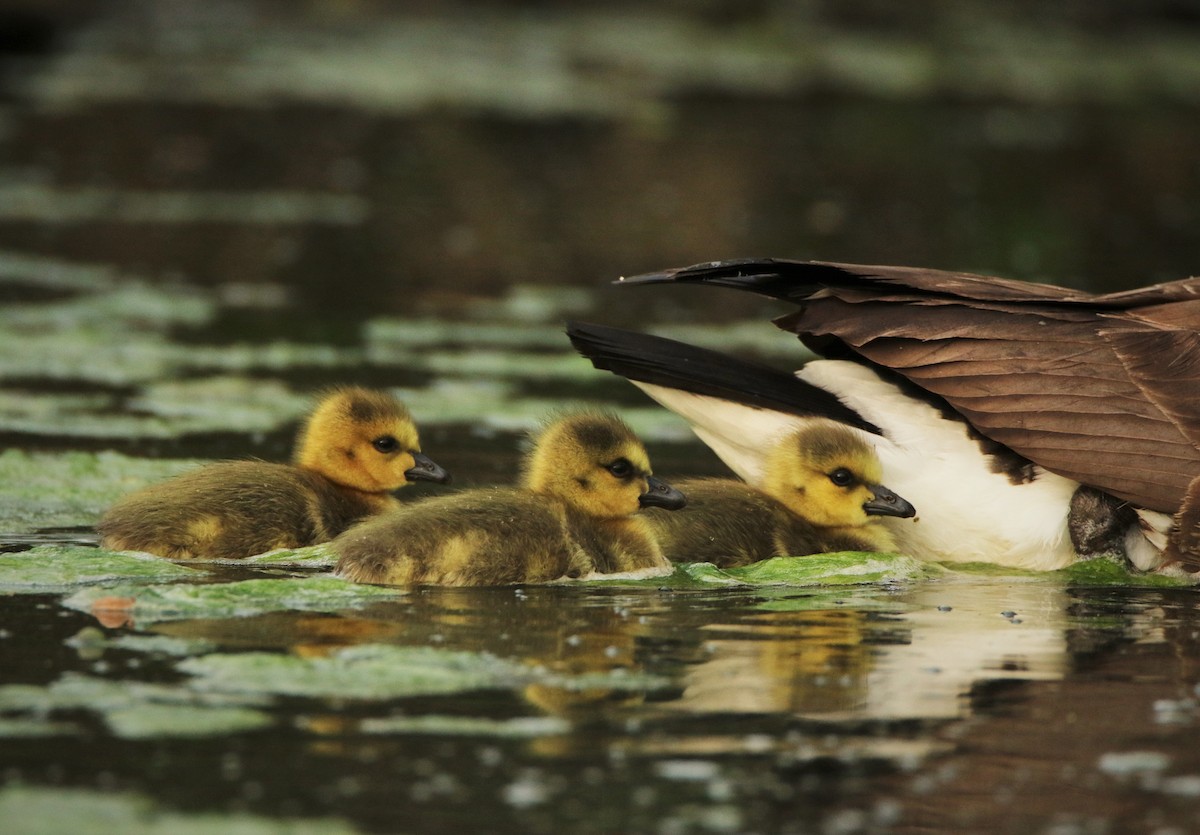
[3,3,1200,834]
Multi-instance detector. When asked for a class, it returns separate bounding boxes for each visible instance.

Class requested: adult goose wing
[624,259,1200,554]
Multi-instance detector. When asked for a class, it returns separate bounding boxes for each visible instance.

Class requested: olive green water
[3,3,1200,833]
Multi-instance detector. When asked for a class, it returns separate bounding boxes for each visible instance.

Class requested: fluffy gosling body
[645,422,915,567]
[334,412,686,586]
[98,387,448,560]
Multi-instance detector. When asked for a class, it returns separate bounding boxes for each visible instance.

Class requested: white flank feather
[636,358,1096,570]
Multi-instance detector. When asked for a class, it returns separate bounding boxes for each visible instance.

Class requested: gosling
[97,387,449,560]
[333,412,686,586]
[644,421,916,567]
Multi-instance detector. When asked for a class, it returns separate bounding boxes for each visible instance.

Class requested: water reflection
[145,577,1079,733]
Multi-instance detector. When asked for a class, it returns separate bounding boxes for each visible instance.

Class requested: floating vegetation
[0,672,274,740]
[180,643,667,701]
[66,627,219,659]
[0,450,201,533]
[0,785,358,835]
[590,553,944,589]
[127,377,311,428]
[697,553,943,586]
[63,576,405,625]
[103,703,273,739]
[234,543,338,568]
[0,546,202,593]
[0,248,127,293]
[0,185,368,226]
[0,672,272,713]
[364,318,574,351]
[611,553,1194,590]
[0,718,78,737]
[181,645,534,700]
[1055,557,1193,588]
[651,321,815,359]
[356,713,571,737]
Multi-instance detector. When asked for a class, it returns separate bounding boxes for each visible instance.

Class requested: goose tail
[566,321,877,433]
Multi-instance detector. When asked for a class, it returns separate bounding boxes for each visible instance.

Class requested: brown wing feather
[633,259,1200,516]
[780,295,1198,512]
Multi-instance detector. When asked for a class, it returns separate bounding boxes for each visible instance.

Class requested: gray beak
[639,475,687,511]
[863,483,916,518]
[405,452,451,485]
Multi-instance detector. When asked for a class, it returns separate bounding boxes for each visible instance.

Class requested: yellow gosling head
[521,412,686,519]
[764,421,915,528]
[293,386,449,493]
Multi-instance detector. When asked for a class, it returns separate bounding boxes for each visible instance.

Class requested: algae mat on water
[610,553,1193,590]
[0,672,274,739]
[178,643,668,701]
[62,576,405,624]
[0,785,358,835]
[0,545,203,592]
[0,449,201,534]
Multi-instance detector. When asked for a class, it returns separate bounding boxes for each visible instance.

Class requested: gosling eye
[372,436,400,454]
[829,467,855,487]
[607,458,634,479]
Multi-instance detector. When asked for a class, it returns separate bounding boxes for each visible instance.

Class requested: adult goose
[568,259,1200,572]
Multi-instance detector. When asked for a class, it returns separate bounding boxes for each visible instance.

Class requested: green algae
[414,349,598,381]
[364,317,576,350]
[384,378,691,439]
[235,543,338,568]
[180,643,667,701]
[357,714,570,737]
[0,450,201,533]
[1054,557,1194,588]
[66,627,219,658]
[128,377,312,428]
[0,248,127,293]
[103,704,273,738]
[0,786,358,835]
[0,279,213,386]
[62,576,404,624]
[924,556,1192,588]
[0,672,271,713]
[697,553,942,586]
[0,718,79,737]
[592,553,1192,591]
[652,321,816,359]
[0,377,317,438]
[179,644,536,700]
[0,546,203,592]
[0,672,274,740]
[594,553,943,589]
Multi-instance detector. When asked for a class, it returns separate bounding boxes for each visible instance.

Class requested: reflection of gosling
[98,387,448,560]
[334,412,686,586]
[645,421,915,567]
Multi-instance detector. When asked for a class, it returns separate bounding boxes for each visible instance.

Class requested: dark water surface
[3,3,1200,833]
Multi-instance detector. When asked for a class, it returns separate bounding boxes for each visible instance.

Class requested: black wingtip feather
[566,321,880,435]
[616,258,856,302]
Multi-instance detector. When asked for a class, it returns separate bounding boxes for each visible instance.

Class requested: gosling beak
[405,452,451,485]
[863,483,916,518]
[639,475,687,511]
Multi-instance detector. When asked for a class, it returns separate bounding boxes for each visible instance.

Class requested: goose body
[644,422,915,568]
[98,387,448,560]
[333,412,686,586]
[619,258,1200,568]
[568,321,1164,571]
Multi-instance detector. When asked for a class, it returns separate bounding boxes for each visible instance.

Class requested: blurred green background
[1,0,1198,326]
